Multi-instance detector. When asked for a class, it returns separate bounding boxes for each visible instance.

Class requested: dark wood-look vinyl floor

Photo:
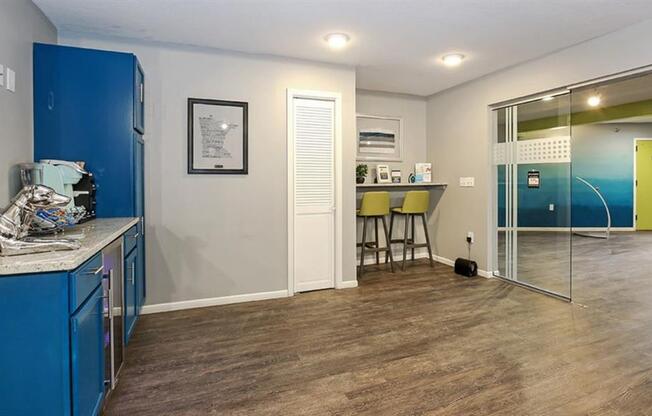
[105,246,652,415]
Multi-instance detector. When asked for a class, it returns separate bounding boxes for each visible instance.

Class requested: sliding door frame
[490,91,573,302]
[488,65,652,302]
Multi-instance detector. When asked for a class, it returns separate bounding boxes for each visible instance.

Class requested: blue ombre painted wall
[498,123,652,228]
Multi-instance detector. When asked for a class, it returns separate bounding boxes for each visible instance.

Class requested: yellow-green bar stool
[357,191,394,276]
[386,190,434,271]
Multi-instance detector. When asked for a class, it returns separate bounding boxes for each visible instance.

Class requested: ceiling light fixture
[325,33,350,49]
[441,53,465,67]
[587,95,602,107]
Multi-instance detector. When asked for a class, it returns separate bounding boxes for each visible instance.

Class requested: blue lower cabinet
[0,224,143,414]
[70,286,104,416]
[0,272,71,416]
[124,249,137,344]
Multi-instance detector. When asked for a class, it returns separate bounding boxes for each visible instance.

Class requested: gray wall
[356,89,427,178]
[426,19,652,273]
[61,34,357,306]
[0,0,56,207]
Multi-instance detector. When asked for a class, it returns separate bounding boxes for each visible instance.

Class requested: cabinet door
[134,60,145,134]
[124,249,137,344]
[134,134,145,219]
[136,234,145,315]
[134,134,146,313]
[70,285,104,416]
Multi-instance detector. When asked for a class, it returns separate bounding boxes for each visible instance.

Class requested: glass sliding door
[494,108,508,278]
[493,93,573,300]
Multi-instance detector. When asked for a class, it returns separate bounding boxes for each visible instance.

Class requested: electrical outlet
[549,204,555,211]
[467,231,474,243]
[0,64,4,87]
[459,177,475,187]
[6,67,15,92]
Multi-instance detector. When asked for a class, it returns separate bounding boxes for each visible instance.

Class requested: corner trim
[336,280,358,289]
[141,290,289,315]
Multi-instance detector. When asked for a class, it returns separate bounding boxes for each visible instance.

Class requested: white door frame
[287,89,343,295]
[633,138,652,230]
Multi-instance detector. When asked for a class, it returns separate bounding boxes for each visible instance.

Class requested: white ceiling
[34,0,652,96]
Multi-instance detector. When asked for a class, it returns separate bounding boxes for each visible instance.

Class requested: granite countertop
[0,217,140,276]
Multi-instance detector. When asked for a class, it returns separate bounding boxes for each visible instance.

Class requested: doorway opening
[635,138,652,230]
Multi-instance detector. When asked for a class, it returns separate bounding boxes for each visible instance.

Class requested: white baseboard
[141,289,289,315]
[142,280,361,315]
[359,250,492,279]
[433,255,454,267]
[142,254,489,316]
[358,247,430,263]
[337,280,359,289]
[433,255,492,278]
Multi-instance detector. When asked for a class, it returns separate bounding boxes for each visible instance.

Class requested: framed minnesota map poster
[188,98,248,174]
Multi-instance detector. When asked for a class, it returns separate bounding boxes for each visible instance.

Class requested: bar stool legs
[382,216,395,273]
[358,215,394,276]
[421,213,434,268]
[386,212,434,271]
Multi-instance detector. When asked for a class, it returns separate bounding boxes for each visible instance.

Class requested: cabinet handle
[140,83,144,103]
[132,233,140,239]
[131,265,135,286]
[84,265,104,276]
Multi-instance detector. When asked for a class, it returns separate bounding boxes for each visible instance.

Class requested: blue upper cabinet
[33,43,145,218]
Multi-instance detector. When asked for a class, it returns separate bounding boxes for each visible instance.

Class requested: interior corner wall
[0,0,57,207]
[354,89,431,261]
[425,19,652,272]
[60,33,357,306]
[355,90,427,176]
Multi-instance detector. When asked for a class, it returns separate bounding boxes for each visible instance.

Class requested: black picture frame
[187,98,248,174]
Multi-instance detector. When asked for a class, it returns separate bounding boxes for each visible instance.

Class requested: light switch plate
[6,67,15,92]
[459,177,475,187]
[0,65,4,87]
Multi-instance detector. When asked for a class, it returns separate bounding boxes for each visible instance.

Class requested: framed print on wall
[356,114,403,162]
[188,98,248,174]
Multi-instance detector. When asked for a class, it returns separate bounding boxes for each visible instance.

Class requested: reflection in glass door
[493,93,573,300]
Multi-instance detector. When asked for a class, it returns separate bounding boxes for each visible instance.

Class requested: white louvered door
[292,97,335,292]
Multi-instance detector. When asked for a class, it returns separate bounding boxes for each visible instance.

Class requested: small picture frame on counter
[391,169,401,183]
[415,163,432,183]
[376,164,391,183]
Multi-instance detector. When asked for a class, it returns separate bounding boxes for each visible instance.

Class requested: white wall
[426,19,652,273]
[356,90,427,178]
[0,0,56,207]
[61,34,357,307]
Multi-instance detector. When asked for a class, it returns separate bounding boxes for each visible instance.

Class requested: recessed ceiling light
[541,96,554,102]
[441,53,465,67]
[325,33,350,49]
[587,95,601,107]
